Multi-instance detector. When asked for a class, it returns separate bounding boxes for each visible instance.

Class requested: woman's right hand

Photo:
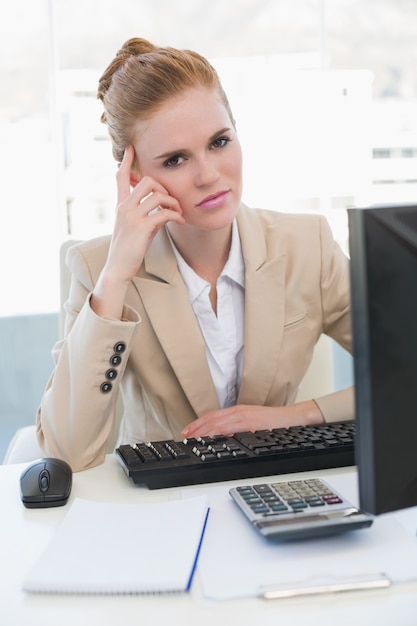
[91,145,185,319]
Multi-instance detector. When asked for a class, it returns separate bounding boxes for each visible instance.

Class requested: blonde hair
[97,37,234,162]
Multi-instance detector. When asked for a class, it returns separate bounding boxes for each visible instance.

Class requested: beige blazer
[37,204,353,471]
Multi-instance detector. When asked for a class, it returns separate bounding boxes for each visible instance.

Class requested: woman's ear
[129,148,141,188]
[130,172,140,188]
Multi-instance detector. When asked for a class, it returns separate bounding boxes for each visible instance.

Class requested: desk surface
[2,456,417,626]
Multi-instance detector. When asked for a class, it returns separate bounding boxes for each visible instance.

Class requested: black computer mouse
[20,458,72,509]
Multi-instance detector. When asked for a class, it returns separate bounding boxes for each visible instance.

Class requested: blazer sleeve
[36,244,141,471]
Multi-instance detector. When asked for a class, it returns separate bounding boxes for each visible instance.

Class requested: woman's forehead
[134,88,233,151]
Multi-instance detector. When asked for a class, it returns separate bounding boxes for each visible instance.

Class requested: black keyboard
[115,421,356,490]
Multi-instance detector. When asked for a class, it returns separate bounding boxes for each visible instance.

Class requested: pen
[259,572,391,600]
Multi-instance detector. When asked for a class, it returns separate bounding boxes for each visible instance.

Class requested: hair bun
[97,37,156,108]
[116,37,156,60]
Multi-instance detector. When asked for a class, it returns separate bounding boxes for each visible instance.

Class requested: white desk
[2,456,417,626]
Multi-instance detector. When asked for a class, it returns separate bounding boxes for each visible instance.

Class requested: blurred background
[1,0,416,458]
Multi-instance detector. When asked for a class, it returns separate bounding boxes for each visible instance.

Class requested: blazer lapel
[237,206,286,405]
[132,228,220,416]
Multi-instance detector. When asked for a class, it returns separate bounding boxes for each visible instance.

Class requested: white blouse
[169,220,245,408]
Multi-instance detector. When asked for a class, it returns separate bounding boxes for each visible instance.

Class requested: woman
[37,38,353,471]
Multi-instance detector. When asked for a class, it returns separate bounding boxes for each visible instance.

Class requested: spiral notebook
[23,496,209,595]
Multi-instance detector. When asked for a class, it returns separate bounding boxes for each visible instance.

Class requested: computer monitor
[348,203,417,515]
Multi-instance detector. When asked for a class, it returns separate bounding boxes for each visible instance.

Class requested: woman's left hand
[181,401,324,439]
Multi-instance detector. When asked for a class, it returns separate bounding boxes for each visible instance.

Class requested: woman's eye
[164,154,185,168]
[211,136,231,149]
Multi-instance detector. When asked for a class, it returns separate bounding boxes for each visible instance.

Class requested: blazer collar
[133,228,219,416]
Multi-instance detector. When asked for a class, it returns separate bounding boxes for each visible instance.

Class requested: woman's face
[132,87,243,232]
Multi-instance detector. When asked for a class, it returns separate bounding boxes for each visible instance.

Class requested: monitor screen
[348,203,417,515]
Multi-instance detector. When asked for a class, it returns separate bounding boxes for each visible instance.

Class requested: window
[2,0,416,315]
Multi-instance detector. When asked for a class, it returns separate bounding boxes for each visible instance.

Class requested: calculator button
[290,501,308,510]
[305,497,325,507]
[323,495,343,504]
[254,485,274,494]
[251,505,270,514]
[270,503,289,512]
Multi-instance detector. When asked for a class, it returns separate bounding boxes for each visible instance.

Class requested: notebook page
[23,496,209,595]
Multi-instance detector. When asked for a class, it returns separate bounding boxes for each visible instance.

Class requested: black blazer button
[105,368,118,380]
[114,342,126,353]
[110,354,122,366]
[100,382,112,393]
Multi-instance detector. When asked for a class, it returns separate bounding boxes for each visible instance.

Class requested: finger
[182,420,205,438]
[139,189,183,217]
[182,412,224,438]
[115,145,135,203]
[149,208,186,228]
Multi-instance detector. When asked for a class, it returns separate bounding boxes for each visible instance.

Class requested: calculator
[229,478,374,541]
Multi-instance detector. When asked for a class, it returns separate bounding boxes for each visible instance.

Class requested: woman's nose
[194,157,220,187]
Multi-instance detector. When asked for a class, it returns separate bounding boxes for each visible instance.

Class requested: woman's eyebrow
[153,127,232,161]
[153,148,187,161]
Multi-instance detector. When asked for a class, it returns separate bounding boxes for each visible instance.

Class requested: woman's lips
[197,190,230,209]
